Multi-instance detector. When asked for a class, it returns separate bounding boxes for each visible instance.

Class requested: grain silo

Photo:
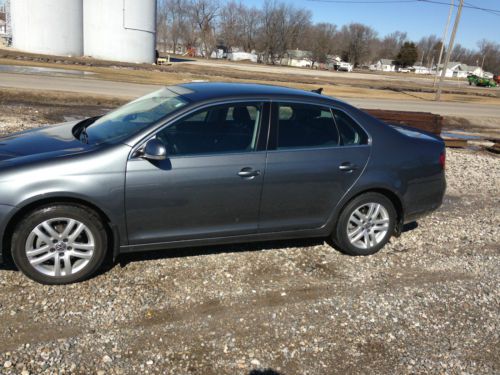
[10,0,83,56]
[83,0,157,64]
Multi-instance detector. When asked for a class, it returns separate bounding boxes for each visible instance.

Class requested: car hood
[0,120,90,162]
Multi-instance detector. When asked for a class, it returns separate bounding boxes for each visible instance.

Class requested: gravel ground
[0,111,499,375]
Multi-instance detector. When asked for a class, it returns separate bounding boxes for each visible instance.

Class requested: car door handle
[238,167,261,178]
[339,162,358,172]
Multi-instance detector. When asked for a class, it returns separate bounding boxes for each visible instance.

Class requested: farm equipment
[494,75,500,85]
[467,74,497,88]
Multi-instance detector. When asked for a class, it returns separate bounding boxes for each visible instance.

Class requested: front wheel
[333,193,396,256]
[11,204,108,284]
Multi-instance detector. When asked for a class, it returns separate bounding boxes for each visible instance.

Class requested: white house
[0,20,5,35]
[336,61,353,72]
[227,51,258,63]
[282,50,313,68]
[371,59,396,72]
[412,65,431,74]
[437,62,484,78]
[466,65,483,76]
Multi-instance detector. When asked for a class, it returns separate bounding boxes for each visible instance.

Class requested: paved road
[1,72,499,118]
[185,60,500,91]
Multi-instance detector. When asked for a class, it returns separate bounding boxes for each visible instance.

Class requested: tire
[11,204,108,284]
[333,192,396,256]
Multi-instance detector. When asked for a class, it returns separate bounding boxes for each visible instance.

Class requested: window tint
[332,110,368,145]
[157,103,262,156]
[277,103,339,150]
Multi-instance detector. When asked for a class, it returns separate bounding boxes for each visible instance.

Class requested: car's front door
[258,102,370,232]
[125,101,269,245]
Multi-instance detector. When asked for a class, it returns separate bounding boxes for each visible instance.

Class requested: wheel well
[338,188,404,230]
[367,188,404,224]
[2,197,115,262]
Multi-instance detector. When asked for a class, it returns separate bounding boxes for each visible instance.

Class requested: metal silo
[84,0,157,64]
[10,0,83,56]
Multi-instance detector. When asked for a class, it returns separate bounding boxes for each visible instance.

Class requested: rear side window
[277,103,339,150]
[332,109,368,145]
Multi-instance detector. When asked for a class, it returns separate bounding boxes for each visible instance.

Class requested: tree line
[157,0,500,74]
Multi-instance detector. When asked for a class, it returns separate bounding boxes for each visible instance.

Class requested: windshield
[80,88,189,145]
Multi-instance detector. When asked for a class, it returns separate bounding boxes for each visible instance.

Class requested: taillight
[439,151,446,169]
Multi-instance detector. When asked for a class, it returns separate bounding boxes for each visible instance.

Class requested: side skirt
[118,228,329,254]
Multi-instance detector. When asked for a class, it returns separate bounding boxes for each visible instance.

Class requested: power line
[419,0,500,15]
[309,0,419,3]
[308,0,500,16]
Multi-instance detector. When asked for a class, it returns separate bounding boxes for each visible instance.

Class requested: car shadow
[402,221,418,233]
[0,262,16,272]
[249,370,283,375]
[1,223,421,277]
[112,237,326,270]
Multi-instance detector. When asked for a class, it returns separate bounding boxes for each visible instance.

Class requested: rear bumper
[403,174,446,224]
[0,204,17,264]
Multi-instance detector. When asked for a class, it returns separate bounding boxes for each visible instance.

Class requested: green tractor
[467,74,497,88]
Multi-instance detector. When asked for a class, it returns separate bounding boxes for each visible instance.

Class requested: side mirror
[142,138,167,161]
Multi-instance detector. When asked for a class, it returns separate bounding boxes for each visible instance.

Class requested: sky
[0,0,497,49]
[245,0,500,50]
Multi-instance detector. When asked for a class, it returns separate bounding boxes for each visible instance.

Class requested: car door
[125,101,269,245]
[258,101,370,232]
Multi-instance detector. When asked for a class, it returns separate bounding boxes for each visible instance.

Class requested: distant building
[437,62,484,78]
[0,20,5,35]
[370,59,396,72]
[282,49,313,68]
[412,65,431,74]
[227,51,258,63]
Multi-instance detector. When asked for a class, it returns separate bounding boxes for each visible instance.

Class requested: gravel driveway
[0,115,499,374]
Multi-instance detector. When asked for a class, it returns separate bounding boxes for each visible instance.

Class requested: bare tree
[257,0,311,63]
[219,1,241,51]
[157,0,169,52]
[338,23,377,66]
[477,39,500,74]
[416,35,440,66]
[190,0,220,57]
[374,31,407,60]
[239,6,261,52]
[156,0,193,54]
[308,23,337,67]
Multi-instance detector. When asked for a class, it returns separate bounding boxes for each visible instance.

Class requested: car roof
[173,82,338,104]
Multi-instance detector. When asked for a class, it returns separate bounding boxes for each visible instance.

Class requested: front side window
[157,103,262,156]
[277,103,339,150]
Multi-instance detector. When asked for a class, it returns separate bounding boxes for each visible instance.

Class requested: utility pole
[433,0,454,87]
[435,0,464,101]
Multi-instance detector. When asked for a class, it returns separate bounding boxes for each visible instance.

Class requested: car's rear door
[125,100,270,245]
[258,101,370,232]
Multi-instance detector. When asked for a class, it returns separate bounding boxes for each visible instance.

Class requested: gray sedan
[0,83,446,284]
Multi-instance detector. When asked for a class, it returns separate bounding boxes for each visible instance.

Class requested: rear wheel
[333,193,396,256]
[11,204,107,284]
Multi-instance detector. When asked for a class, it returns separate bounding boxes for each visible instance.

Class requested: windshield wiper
[73,116,101,144]
[79,127,89,144]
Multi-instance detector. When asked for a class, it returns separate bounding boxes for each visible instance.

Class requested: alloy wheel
[25,218,95,277]
[347,203,390,249]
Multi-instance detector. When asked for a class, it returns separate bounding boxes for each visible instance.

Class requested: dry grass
[1,49,499,105]
[0,88,126,107]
